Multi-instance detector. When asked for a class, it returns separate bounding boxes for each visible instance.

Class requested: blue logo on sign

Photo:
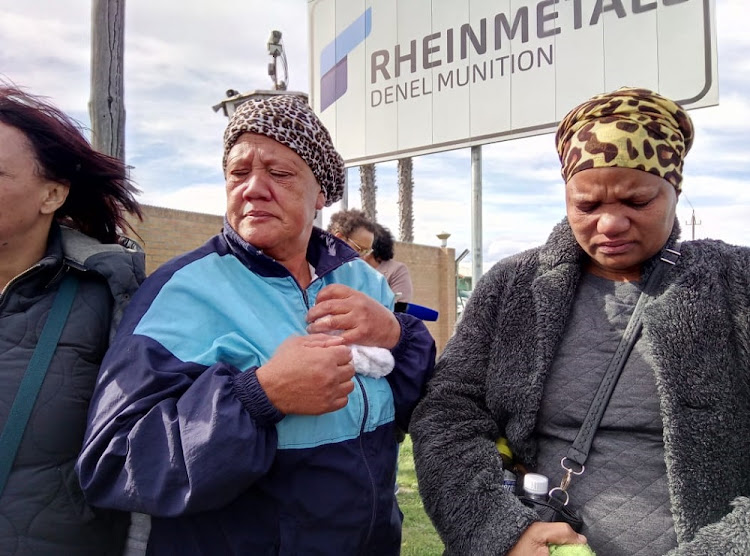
[320,8,372,111]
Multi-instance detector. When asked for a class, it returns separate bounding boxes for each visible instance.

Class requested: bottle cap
[495,437,513,461]
[523,473,549,496]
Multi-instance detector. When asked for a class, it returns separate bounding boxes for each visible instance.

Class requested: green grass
[397,435,444,555]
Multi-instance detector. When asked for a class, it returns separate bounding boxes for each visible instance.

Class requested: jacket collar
[38,223,67,285]
[221,219,359,280]
[538,216,682,280]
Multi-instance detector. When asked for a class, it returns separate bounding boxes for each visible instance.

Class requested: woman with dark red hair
[0,84,144,555]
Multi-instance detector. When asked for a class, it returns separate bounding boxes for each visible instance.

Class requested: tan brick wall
[126,205,223,274]
[393,242,456,353]
[126,205,456,352]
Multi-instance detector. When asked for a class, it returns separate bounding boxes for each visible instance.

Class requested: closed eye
[269,170,293,178]
[577,202,599,213]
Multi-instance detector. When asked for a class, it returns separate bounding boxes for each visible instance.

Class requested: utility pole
[686,209,702,240]
[89,0,126,160]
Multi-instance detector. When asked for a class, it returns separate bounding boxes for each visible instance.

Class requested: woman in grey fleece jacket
[411,87,750,555]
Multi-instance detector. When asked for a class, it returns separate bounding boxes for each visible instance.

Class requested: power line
[681,194,701,240]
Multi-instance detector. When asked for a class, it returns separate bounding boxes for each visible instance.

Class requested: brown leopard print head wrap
[222,94,345,206]
[555,87,694,191]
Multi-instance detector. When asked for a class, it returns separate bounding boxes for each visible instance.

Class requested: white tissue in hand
[351,345,395,379]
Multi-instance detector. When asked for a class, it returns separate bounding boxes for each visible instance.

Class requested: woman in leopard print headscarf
[222,94,345,206]
[76,91,436,556]
[555,87,694,191]
[412,87,750,556]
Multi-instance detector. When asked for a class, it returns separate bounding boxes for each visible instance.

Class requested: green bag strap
[0,273,79,497]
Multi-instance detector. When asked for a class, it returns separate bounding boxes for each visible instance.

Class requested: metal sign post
[471,145,482,287]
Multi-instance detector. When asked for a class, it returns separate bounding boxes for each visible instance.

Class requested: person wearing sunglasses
[327,208,376,258]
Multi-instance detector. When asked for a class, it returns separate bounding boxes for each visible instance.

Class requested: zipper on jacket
[284,252,357,310]
[354,375,379,548]
[283,271,313,309]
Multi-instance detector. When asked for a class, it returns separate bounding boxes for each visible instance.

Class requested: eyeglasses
[346,237,373,257]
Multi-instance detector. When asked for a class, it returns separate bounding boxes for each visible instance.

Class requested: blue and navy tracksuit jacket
[76,224,436,555]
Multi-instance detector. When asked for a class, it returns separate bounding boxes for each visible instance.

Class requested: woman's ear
[40,180,70,215]
[315,188,326,211]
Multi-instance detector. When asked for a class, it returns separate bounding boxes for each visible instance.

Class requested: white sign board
[308,0,717,166]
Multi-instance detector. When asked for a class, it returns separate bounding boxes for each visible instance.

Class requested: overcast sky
[1,0,747,272]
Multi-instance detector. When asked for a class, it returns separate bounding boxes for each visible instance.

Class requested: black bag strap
[565,244,681,469]
[0,273,79,497]
[520,494,584,533]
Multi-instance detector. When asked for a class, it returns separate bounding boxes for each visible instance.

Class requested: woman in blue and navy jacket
[76,94,436,555]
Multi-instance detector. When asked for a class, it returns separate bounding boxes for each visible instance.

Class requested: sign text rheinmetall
[309,0,717,166]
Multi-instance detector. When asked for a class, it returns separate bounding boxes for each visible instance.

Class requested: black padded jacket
[0,224,144,555]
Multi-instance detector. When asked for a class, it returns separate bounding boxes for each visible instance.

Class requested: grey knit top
[535,273,677,554]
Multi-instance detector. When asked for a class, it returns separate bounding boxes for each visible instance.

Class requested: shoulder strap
[565,244,681,468]
[0,273,79,497]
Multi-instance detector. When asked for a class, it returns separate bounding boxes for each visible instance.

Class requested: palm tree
[397,158,414,242]
[360,164,377,221]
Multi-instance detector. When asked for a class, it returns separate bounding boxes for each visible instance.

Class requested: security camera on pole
[267,30,288,91]
[212,29,304,118]
[211,31,327,226]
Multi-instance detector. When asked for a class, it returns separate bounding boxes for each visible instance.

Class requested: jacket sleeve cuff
[231,367,285,426]
[390,312,413,359]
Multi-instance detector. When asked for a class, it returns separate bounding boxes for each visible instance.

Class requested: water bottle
[522,473,549,502]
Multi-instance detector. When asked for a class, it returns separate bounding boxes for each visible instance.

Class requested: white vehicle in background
[457,288,472,321]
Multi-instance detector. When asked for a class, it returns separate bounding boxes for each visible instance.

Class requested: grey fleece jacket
[411,219,750,556]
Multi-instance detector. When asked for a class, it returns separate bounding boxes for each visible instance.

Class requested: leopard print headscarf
[555,87,694,191]
[222,94,345,206]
